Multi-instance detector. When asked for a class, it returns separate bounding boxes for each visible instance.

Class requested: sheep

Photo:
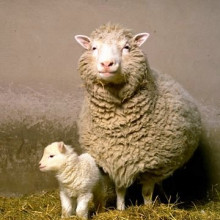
[74,23,201,210]
[39,141,105,219]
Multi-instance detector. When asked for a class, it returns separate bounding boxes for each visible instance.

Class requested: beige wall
[0,0,219,197]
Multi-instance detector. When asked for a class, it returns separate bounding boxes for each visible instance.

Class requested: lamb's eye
[49,155,54,158]
[92,46,97,51]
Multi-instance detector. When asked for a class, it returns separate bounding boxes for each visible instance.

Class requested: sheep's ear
[133,33,150,47]
[75,35,91,50]
[58,142,66,153]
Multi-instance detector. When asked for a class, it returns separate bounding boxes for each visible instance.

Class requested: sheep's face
[39,142,67,172]
[91,40,125,84]
[75,24,149,85]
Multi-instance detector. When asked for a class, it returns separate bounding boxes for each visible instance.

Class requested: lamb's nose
[101,61,114,68]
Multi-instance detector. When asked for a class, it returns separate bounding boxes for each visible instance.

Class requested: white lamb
[39,141,105,219]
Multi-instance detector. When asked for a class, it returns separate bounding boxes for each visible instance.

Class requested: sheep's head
[39,142,72,172]
[75,23,149,86]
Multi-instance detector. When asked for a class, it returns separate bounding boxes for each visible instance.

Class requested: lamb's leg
[116,187,126,210]
[60,190,73,218]
[142,181,155,205]
[76,193,93,219]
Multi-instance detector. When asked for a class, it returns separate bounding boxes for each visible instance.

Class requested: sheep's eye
[123,45,130,52]
[92,46,97,51]
[49,155,54,158]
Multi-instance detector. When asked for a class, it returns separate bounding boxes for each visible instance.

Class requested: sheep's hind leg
[142,181,155,205]
[116,187,126,210]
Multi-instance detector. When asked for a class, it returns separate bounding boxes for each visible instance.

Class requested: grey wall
[0,0,219,198]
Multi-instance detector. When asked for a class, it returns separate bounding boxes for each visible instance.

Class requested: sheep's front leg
[116,187,126,210]
[76,193,93,219]
[60,190,74,218]
[142,181,155,205]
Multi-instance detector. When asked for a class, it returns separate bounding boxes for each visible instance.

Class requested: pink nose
[101,61,114,68]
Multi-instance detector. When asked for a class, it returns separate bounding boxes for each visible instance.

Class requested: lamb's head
[39,142,73,172]
[75,23,149,87]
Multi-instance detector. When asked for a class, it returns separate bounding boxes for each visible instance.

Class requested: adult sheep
[75,23,201,210]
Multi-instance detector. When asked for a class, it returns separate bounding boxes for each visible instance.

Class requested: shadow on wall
[0,85,218,202]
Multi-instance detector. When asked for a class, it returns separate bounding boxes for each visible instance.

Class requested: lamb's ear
[58,142,66,153]
[133,33,150,47]
[75,35,91,50]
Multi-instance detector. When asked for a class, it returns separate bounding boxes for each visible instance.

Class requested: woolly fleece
[77,24,201,189]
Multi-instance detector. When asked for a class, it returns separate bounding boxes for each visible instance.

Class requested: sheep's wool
[77,24,201,188]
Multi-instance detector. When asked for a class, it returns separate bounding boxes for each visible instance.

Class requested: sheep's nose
[101,61,114,68]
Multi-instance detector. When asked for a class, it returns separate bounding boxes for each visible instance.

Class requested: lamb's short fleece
[39,142,105,219]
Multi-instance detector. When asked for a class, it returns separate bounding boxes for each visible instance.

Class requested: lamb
[39,142,105,219]
[74,23,201,210]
